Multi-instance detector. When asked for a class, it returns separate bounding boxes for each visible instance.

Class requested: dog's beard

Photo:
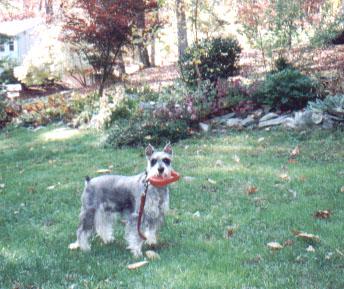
[147,166,172,179]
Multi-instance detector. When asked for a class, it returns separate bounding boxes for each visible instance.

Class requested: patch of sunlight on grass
[40,128,81,142]
[1,246,26,263]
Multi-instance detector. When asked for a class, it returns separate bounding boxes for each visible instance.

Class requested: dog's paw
[68,242,80,250]
[128,247,143,258]
[102,236,115,244]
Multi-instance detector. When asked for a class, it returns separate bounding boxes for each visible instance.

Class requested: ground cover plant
[0,125,343,288]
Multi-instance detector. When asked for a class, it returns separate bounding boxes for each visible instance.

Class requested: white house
[0,18,42,64]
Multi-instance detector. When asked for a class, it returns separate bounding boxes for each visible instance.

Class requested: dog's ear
[163,142,173,156]
[145,144,155,158]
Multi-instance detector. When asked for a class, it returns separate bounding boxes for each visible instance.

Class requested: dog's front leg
[125,214,144,257]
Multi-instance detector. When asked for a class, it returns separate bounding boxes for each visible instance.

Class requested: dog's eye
[162,158,171,166]
[150,159,157,166]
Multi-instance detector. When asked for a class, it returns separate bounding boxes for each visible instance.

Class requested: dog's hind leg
[95,205,115,244]
[69,207,96,251]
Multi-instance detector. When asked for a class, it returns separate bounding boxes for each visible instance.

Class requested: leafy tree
[63,0,159,96]
[176,0,188,60]
[237,0,329,67]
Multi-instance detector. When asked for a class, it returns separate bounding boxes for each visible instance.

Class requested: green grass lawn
[0,125,343,289]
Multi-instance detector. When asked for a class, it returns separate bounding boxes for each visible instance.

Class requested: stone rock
[311,112,323,124]
[252,109,264,119]
[293,111,314,128]
[322,115,334,129]
[258,115,289,128]
[260,112,279,122]
[241,115,255,127]
[211,112,236,124]
[225,118,243,128]
[199,122,210,132]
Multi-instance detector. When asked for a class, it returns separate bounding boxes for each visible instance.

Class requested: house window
[9,39,14,51]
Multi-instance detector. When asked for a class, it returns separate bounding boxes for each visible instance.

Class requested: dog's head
[145,143,173,179]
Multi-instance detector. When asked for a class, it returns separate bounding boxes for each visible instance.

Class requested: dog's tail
[85,176,91,185]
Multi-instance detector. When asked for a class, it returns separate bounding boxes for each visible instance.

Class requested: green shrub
[0,58,17,84]
[254,68,317,111]
[272,56,294,72]
[179,37,242,85]
[105,117,190,148]
[307,94,344,120]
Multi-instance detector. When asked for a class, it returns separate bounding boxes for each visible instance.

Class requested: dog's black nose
[158,167,164,174]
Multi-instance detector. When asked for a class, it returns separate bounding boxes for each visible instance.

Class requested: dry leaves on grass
[292,230,320,242]
[232,155,240,164]
[283,239,294,247]
[96,169,112,174]
[207,178,217,185]
[314,210,331,219]
[290,145,300,158]
[226,225,239,239]
[267,242,283,250]
[279,173,291,181]
[306,245,315,252]
[246,185,258,195]
[127,261,149,270]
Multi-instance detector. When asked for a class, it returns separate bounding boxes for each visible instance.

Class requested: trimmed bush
[307,94,344,120]
[179,37,242,85]
[105,117,190,148]
[254,68,317,111]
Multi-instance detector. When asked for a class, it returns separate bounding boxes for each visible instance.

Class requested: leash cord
[137,172,149,240]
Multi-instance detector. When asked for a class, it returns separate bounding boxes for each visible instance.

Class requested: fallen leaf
[325,252,334,260]
[145,250,160,260]
[267,242,283,250]
[215,160,224,167]
[288,189,297,199]
[207,178,217,185]
[290,145,300,158]
[336,249,344,257]
[232,155,240,163]
[193,211,201,218]
[183,176,196,182]
[314,210,331,219]
[96,169,112,174]
[47,185,55,190]
[246,185,258,195]
[283,239,294,247]
[127,261,148,270]
[298,175,307,182]
[292,230,320,242]
[306,245,315,252]
[258,137,265,143]
[341,186,344,193]
[48,160,56,165]
[0,184,5,189]
[279,173,290,181]
[226,225,239,238]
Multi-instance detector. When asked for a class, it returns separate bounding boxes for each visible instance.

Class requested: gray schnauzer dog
[69,143,173,257]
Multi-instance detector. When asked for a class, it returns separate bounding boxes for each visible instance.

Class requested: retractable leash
[137,171,181,240]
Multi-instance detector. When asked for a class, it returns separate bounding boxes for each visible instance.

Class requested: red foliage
[62,0,159,94]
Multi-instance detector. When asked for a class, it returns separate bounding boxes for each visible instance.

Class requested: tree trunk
[176,0,188,60]
[137,0,151,68]
[150,35,156,67]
